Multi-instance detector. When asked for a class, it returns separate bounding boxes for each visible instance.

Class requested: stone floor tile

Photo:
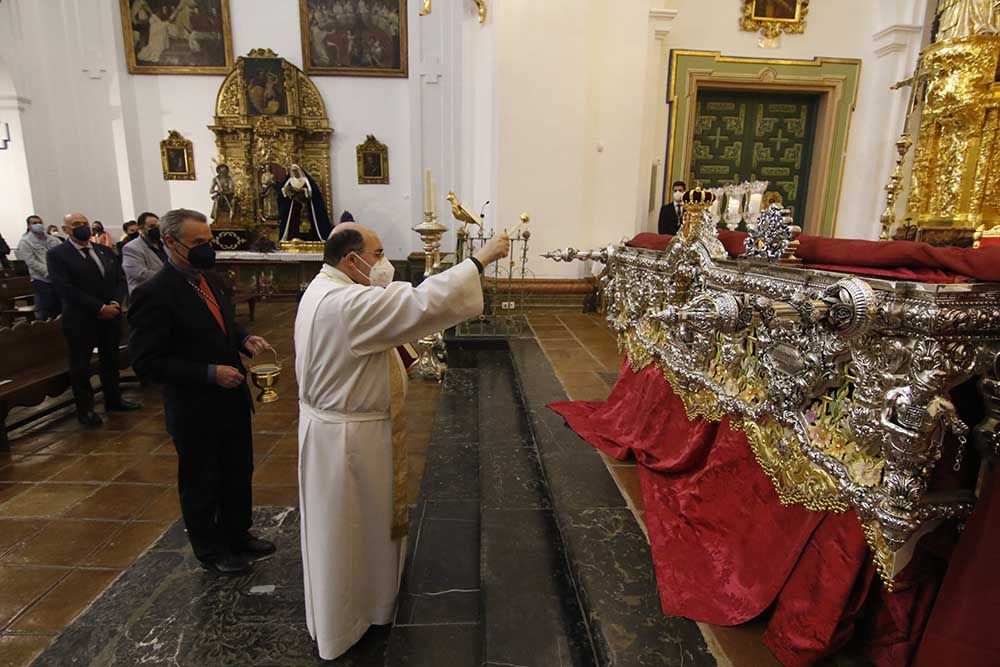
[0,633,55,667]
[63,484,161,521]
[49,455,138,483]
[253,485,299,508]
[134,487,180,522]
[12,569,121,632]
[92,433,172,456]
[1,519,118,567]
[0,484,98,518]
[82,522,170,569]
[113,456,176,484]
[0,483,31,507]
[0,565,67,628]
[254,456,299,486]
[0,519,46,555]
[0,455,82,483]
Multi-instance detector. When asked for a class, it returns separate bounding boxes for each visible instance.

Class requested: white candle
[423,168,433,214]
[748,193,764,216]
[727,196,742,218]
[429,177,437,216]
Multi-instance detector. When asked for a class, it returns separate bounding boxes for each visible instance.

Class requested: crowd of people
[1,206,513,660]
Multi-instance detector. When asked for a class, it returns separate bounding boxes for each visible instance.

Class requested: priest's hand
[215,365,245,389]
[243,335,272,357]
[473,232,510,267]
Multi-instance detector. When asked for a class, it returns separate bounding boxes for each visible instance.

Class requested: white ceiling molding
[650,8,679,40]
[872,23,923,58]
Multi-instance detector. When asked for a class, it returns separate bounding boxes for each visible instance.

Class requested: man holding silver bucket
[128,208,275,576]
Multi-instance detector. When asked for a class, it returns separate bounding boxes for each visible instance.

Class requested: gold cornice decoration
[739,0,809,46]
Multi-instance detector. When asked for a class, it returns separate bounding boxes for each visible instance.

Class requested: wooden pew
[0,275,36,326]
[0,317,130,448]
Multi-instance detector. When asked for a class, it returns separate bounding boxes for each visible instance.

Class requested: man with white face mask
[657,179,688,236]
[294,222,509,660]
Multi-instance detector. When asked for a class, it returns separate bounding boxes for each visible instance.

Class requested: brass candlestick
[410,210,449,381]
[880,133,912,240]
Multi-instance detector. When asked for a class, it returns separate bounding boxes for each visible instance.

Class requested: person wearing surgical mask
[657,180,688,236]
[15,215,64,319]
[122,211,166,294]
[293,223,510,660]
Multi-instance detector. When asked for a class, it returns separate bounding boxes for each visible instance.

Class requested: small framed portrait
[300,0,408,78]
[160,130,195,180]
[740,0,809,40]
[119,0,234,75]
[357,135,389,184]
[751,0,802,21]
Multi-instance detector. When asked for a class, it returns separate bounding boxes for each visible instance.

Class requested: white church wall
[0,57,34,248]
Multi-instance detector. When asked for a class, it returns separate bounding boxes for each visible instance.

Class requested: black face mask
[185,242,216,270]
[146,227,161,243]
[72,226,92,242]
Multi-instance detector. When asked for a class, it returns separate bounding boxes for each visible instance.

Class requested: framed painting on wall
[357,135,389,184]
[160,130,195,180]
[119,0,234,75]
[299,0,408,77]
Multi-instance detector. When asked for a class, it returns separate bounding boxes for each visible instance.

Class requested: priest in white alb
[294,222,510,660]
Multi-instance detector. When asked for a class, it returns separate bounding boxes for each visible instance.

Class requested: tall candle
[748,193,764,216]
[429,177,437,216]
[423,168,433,214]
[727,196,741,218]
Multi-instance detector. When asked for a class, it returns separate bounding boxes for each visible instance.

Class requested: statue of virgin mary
[278,164,333,242]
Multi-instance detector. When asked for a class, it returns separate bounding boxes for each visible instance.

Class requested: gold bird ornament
[446,191,483,229]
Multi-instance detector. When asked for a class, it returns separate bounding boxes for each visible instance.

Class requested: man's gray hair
[160,208,207,241]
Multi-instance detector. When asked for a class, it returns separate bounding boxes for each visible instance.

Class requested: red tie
[196,273,227,334]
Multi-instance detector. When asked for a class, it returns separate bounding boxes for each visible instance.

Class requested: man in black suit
[47,213,141,425]
[657,180,688,236]
[128,208,275,575]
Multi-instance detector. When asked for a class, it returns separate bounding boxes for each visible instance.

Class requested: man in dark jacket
[128,208,275,575]
[657,180,688,236]
[47,213,140,425]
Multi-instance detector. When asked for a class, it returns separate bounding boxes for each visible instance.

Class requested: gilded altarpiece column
[209,49,333,248]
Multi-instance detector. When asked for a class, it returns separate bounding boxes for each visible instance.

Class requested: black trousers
[172,417,254,561]
[65,319,123,416]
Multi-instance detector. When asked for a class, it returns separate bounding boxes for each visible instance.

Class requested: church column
[643,6,680,232]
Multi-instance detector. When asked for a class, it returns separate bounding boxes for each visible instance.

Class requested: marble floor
[0,303,782,666]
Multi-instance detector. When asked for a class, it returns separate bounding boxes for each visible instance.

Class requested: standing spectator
[122,212,166,294]
[47,225,65,241]
[92,221,113,248]
[15,215,63,320]
[47,212,140,425]
[129,208,274,574]
[0,232,10,270]
[116,220,139,255]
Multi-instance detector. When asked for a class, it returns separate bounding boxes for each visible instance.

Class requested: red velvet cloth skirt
[551,365,997,666]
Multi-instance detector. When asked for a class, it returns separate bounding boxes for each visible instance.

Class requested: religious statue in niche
[299,0,408,77]
[119,0,234,75]
[356,135,389,184]
[258,164,283,222]
[210,163,237,225]
[243,57,289,115]
[278,164,333,242]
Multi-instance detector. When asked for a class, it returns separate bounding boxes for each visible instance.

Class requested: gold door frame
[667,51,861,237]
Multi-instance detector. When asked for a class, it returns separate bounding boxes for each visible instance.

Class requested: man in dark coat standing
[128,208,275,575]
[47,212,140,425]
[657,180,688,236]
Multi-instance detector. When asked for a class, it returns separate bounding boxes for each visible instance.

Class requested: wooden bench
[0,317,130,448]
[0,275,36,326]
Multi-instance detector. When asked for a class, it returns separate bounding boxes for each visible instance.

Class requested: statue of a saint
[278,163,332,242]
[937,0,1000,40]
[210,164,237,225]
[259,168,280,222]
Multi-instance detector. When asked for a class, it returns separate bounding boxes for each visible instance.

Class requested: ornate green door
[689,90,818,226]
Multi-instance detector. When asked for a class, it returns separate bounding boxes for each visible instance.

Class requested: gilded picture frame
[161,130,196,180]
[740,0,809,40]
[119,0,234,75]
[299,0,409,78]
[357,135,389,184]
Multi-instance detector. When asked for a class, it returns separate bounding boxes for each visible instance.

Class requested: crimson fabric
[914,470,1000,667]
[626,232,1000,283]
[550,365,949,665]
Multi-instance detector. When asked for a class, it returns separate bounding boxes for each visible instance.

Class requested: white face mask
[672,190,684,203]
[353,253,395,287]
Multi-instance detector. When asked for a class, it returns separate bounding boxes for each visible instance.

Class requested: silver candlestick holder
[410,210,449,381]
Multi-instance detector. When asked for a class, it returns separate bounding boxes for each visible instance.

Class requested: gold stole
[388,349,409,540]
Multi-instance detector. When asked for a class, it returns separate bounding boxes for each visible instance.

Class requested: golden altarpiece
[209,48,333,252]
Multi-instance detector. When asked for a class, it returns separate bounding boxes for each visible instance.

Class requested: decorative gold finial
[682,187,717,211]
[472,0,487,23]
[419,0,431,16]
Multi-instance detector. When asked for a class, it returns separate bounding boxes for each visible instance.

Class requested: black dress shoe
[236,536,277,560]
[198,553,252,576]
[107,399,142,412]
[78,411,103,426]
